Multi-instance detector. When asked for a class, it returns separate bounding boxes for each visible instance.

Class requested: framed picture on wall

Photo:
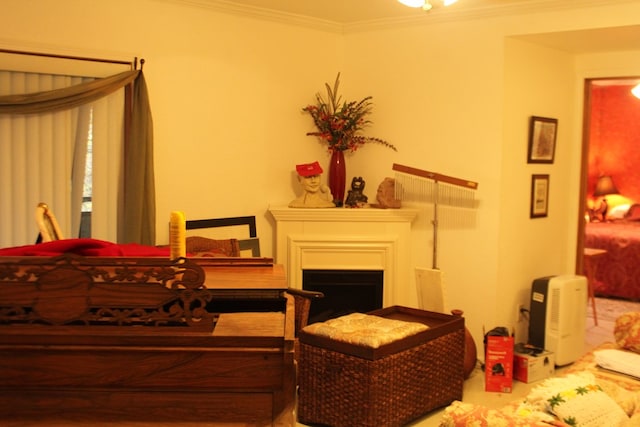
[527,116,558,163]
[530,174,549,218]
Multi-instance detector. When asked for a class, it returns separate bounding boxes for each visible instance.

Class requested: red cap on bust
[296,161,323,177]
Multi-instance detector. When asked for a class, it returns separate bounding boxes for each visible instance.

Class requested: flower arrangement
[302,73,397,153]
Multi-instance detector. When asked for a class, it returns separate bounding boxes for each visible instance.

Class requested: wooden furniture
[284,287,325,335]
[186,215,261,257]
[0,254,295,426]
[283,287,324,361]
[584,247,607,325]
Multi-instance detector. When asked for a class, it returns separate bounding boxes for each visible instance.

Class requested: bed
[0,250,296,426]
[584,219,640,301]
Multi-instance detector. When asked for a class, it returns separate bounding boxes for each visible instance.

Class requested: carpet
[589,297,640,322]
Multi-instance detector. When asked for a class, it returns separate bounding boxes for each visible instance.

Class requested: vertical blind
[0,70,124,247]
[91,91,124,242]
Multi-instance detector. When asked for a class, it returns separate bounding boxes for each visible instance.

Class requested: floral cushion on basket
[614,312,640,354]
[301,312,428,348]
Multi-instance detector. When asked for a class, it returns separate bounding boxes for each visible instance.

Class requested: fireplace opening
[302,269,383,324]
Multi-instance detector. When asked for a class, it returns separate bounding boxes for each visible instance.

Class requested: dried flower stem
[302,73,397,153]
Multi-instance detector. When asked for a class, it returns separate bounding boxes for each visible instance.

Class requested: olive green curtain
[0,69,156,245]
[0,70,138,114]
[120,73,156,245]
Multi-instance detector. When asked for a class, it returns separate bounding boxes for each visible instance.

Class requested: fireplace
[269,207,419,307]
[303,269,383,323]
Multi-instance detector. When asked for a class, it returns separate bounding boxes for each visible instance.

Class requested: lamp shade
[593,175,620,197]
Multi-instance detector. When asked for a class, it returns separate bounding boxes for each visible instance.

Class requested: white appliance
[528,275,587,366]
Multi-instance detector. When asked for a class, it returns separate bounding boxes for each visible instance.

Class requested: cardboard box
[484,336,514,393]
[514,349,555,383]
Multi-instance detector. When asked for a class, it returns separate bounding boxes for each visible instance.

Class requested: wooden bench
[0,254,295,426]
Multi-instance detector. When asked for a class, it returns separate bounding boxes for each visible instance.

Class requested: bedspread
[585,221,640,300]
[439,342,640,427]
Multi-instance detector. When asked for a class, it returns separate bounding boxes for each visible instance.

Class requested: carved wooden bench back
[0,254,213,329]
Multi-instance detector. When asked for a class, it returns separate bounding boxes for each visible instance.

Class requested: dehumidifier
[528,275,587,366]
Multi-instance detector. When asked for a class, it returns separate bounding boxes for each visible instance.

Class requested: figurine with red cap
[289,161,335,208]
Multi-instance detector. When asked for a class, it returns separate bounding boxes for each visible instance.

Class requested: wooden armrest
[285,288,324,299]
[285,288,324,336]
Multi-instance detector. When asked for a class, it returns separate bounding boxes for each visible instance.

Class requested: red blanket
[0,238,171,257]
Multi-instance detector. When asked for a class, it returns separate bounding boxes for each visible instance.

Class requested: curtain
[0,72,87,247]
[120,73,155,244]
[0,71,138,114]
[0,69,156,246]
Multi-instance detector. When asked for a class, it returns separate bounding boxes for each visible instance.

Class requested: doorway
[576,77,640,281]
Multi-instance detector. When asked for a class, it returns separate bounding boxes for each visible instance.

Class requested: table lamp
[592,175,619,221]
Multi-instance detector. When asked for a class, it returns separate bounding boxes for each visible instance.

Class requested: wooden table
[583,248,607,325]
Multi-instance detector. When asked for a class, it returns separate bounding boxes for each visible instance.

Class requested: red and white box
[514,349,555,383]
[485,336,514,393]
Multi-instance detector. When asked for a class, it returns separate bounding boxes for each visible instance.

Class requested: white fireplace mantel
[268,207,419,307]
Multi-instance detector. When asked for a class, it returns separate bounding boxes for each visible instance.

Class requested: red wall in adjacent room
[588,84,640,204]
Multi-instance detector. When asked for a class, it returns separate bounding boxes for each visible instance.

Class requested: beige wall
[3,0,640,348]
[343,18,505,346]
[502,38,576,341]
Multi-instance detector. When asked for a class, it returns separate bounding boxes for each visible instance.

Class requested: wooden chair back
[186,216,260,257]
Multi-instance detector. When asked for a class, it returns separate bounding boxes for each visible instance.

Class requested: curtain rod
[0,48,140,69]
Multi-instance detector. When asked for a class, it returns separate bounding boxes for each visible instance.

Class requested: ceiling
[208,0,640,53]
[211,0,538,24]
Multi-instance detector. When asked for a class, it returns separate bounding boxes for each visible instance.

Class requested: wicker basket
[297,306,465,427]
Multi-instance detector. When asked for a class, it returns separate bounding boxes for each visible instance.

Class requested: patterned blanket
[439,342,640,427]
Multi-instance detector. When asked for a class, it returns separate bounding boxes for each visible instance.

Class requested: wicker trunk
[297,306,465,427]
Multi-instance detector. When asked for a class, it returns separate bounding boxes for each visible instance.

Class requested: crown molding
[156,0,343,33]
[159,0,640,34]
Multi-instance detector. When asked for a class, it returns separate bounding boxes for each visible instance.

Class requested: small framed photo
[527,116,558,164]
[530,174,549,218]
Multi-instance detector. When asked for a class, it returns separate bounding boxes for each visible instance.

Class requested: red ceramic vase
[328,150,346,207]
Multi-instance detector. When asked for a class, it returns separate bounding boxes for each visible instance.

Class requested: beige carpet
[589,297,640,322]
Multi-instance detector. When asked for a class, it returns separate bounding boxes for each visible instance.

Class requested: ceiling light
[397,0,425,7]
[632,83,640,99]
[397,0,458,9]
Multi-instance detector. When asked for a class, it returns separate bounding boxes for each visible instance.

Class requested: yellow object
[169,211,186,260]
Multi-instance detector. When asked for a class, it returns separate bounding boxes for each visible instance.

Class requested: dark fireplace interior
[302,269,383,324]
